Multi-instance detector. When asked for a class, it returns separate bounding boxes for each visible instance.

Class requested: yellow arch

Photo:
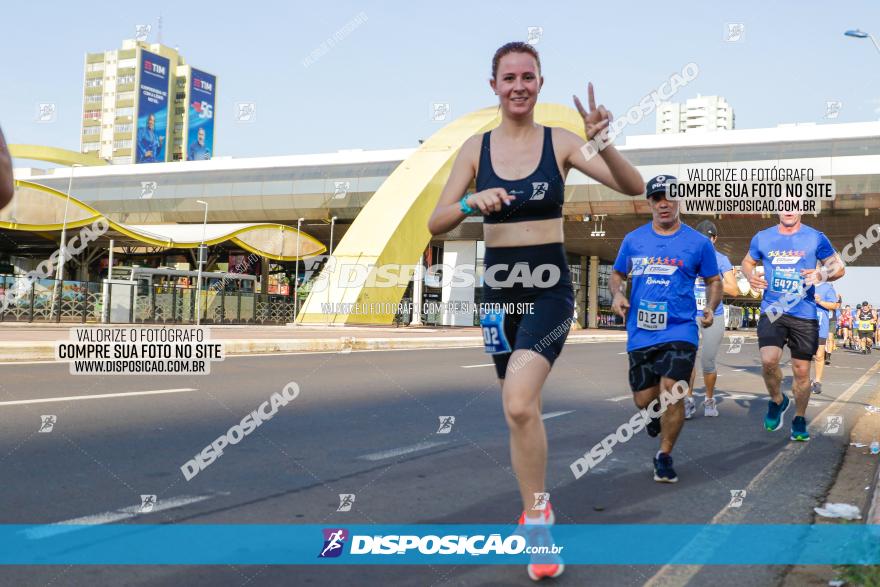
[9,144,109,167]
[6,180,326,261]
[298,103,586,324]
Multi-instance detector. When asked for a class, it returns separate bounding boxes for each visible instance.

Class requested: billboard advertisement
[186,68,216,160]
[135,50,170,163]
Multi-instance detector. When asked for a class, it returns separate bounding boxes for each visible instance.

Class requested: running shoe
[653,452,678,483]
[704,397,719,417]
[764,393,790,431]
[684,396,696,420]
[811,381,823,395]
[524,525,564,582]
[646,416,662,437]
[518,501,555,526]
[824,355,831,365]
[790,416,810,441]
[518,505,563,581]
[527,560,565,582]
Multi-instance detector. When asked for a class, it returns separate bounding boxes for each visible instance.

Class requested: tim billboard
[186,69,216,160]
[135,50,170,163]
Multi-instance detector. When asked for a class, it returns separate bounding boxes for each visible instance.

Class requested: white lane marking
[732,368,746,371]
[606,395,633,402]
[644,358,880,587]
[358,441,449,462]
[461,363,494,369]
[542,410,574,420]
[718,392,759,400]
[0,388,197,406]
[21,494,216,540]
[617,352,627,355]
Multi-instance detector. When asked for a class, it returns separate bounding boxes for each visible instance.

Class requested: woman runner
[428,41,642,581]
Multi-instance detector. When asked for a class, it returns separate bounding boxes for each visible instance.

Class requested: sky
[2,0,879,163]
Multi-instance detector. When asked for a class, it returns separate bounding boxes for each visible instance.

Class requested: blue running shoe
[790,416,810,441]
[764,394,790,431]
[653,452,678,483]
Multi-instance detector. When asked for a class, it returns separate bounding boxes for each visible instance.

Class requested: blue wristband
[459,193,475,215]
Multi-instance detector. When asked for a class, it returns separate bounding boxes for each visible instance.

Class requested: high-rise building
[80,39,217,164]
[656,95,734,134]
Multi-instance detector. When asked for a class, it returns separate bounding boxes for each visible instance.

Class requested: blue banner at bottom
[1,524,879,565]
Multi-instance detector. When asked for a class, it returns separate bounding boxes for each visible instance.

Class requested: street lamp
[54,163,83,320]
[195,200,208,326]
[293,217,304,323]
[844,29,880,54]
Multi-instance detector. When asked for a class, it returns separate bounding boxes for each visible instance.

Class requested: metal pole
[411,251,424,326]
[195,200,208,326]
[103,239,114,324]
[54,164,80,319]
[108,239,114,277]
[294,217,303,324]
[325,216,336,325]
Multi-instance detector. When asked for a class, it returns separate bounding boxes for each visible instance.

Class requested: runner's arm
[610,270,630,318]
[0,127,13,209]
[704,274,722,314]
[740,254,767,291]
[556,129,643,196]
[428,136,480,235]
[816,297,840,311]
[818,253,845,282]
[720,269,739,297]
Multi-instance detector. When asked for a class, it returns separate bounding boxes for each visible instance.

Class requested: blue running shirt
[815,282,837,338]
[747,224,835,321]
[614,223,720,352]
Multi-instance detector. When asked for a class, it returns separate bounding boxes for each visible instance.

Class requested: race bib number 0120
[637,300,668,331]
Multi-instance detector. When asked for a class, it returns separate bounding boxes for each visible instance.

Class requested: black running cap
[646,175,677,198]
[694,220,718,238]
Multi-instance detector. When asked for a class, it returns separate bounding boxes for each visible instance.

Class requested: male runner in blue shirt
[612,175,721,483]
[811,281,839,394]
[740,212,843,441]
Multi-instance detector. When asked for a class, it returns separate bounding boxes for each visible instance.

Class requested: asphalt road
[1,337,878,587]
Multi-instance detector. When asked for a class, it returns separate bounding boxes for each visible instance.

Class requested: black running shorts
[627,341,697,393]
[757,313,819,361]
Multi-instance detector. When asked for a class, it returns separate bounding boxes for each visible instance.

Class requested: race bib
[480,307,511,354]
[859,320,873,331]
[769,269,803,295]
[694,280,707,311]
[637,300,668,331]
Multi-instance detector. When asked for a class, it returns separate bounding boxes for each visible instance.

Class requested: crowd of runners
[429,41,851,581]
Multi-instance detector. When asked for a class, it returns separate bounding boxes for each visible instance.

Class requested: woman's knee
[503,393,540,427]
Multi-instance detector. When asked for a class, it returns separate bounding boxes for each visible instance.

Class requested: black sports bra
[476,126,565,224]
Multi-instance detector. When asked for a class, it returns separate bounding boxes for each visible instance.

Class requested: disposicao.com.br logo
[317,528,562,558]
